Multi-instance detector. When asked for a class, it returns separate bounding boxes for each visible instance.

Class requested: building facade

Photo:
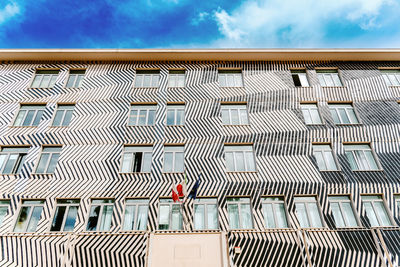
[0,49,400,267]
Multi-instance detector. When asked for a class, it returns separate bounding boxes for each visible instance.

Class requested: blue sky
[0,0,399,48]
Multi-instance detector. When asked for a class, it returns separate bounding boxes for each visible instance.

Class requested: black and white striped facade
[1,49,400,267]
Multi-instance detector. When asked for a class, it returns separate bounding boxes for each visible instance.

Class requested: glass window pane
[302,108,312,124]
[331,202,345,227]
[263,203,275,228]
[50,206,66,231]
[324,74,334,86]
[364,202,379,227]
[2,154,17,174]
[138,110,147,126]
[221,109,230,125]
[227,75,234,86]
[136,205,148,230]
[148,110,155,125]
[26,206,43,232]
[31,75,42,87]
[317,74,326,86]
[275,203,288,228]
[375,202,392,226]
[52,111,64,126]
[0,206,8,226]
[235,74,242,87]
[129,109,138,126]
[228,204,239,229]
[46,153,60,174]
[194,204,205,230]
[174,152,184,172]
[49,75,58,87]
[23,110,35,126]
[345,152,358,170]
[314,151,326,170]
[219,75,225,87]
[308,203,323,227]
[342,202,358,227]
[66,75,76,88]
[332,74,342,86]
[152,75,159,87]
[14,110,26,126]
[144,75,151,87]
[355,150,369,170]
[87,205,100,231]
[62,110,73,126]
[231,109,239,125]
[225,152,234,172]
[298,73,309,86]
[235,152,245,171]
[63,206,78,231]
[245,151,256,171]
[176,110,184,125]
[241,203,253,229]
[347,109,358,124]
[159,205,170,229]
[166,110,175,125]
[14,206,31,232]
[75,75,84,87]
[339,109,350,124]
[171,205,182,230]
[41,75,50,87]
[310,109,322,124]
[365,151,378,170]
[100,205,113,231]
[32,110,43,126]
[295,203,309,228]
[330,109,341,124]
[324,151,337,170]
[164,152,173,172]
[207,204,218,230]
[36,153,50,174]
[142,153,152,172]
[123,205,135,230]
[135,75,143,87]
[121,153,132,173]
[239,109,248,124]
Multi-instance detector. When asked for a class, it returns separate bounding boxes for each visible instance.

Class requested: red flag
[172,183,181,202]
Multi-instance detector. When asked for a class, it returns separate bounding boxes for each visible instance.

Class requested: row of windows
[301,103,360,125]
[1,142,379,175]
[1,194,399,233]
[27,68,400,89]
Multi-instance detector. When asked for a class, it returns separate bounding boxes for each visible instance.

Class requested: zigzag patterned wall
[0,59,400,267]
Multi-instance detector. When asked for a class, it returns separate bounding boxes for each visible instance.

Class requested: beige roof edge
[1,48,400,61]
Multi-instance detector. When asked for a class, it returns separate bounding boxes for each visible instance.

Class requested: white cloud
[211,0,397,47]
[191,11,210,26]
[0,1,20,24]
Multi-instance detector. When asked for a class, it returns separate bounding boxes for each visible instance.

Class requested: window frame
[30,69,60,88]
[166,104,185,126]
[218,69,244,87]
[328,102,360,125]
[163,145,185,173]
[261,196,290,229]
[0,146,30,175]
[291,69,310,87]
[300,102,323,125]
[395,195,400,218]
[85,198,115,232]
[12,104,46,127]
[224,144,257,172]
[120,145,153,173]
[312,143,339,171]
[168,69,186,88]
[379,69,400,86]
[193,197,219,230]
[343,143,381,171]
[157,198,183,230]
[226,196,254,230]
[328,195,361,228]
[13,199,45,233]
[128,103,157,127]
[134,69,160,88]
[361,194,396,227]
[294,195,326,229]
[221,103,250,126]
[34,145,62,174]
[316,69,343,87]
[49,198,80,232]
[50,103,75,127]
[121,198,149,231]
[0,199,10,227]
[65,69,86,88]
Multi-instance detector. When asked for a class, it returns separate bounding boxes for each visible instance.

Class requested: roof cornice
[1,49,400,61]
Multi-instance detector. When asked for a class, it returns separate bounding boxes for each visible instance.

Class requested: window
[194,198,218,230]
[120,146,152,173]
[0,200,10,227]
[396,195,400,215]
[14,200,44,232]
[52,104,74,127]
[135,70,160,88]
[0,146,29,175]
[35,146,61,174]
[163,145,184,173]
[86,199,114,231]
[123,199,149,231]
[166,104,185,126]
[13,104,46,127]
[328,103,359,124]
[50,199,80,232]
[158,199,182,230]
[344,144,379,171]
[261,197,289,228]
[221,104,249,125]
[66,70,85,88]
[291,70,309,87]
[317,69,343,86]
[128,104,156,126]
[219,70,243,87]
[294,196,324,228]
[312,144,338,171]
[168,70,185,87]
[300,103,322,125]
[31,70,59,88]
[329,196,358,227]
[380,69,400,86]
[225,145,256,172]
[362,195,393,227]
[227,197,253,229]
